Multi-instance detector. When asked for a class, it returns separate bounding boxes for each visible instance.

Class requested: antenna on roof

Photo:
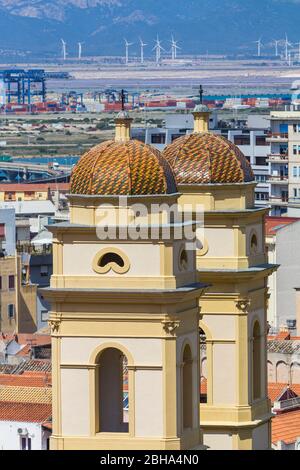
[120,89,126,111]
[199,85,204,104]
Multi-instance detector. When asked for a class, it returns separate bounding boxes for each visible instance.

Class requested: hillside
[0,0,299,56]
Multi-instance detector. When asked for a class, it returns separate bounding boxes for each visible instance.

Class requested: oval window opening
[99,253,125,268]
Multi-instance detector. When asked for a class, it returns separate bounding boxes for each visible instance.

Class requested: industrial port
[0,57,300,184]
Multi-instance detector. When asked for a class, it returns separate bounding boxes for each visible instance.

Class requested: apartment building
[226,128,270,205]
[0,183,69,210]
[267,111,300,216]
[0,255,37,334]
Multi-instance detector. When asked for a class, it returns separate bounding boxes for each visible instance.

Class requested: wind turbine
[272,39,281,57]
[153,36,165,65]
[78,42,84,60]
[124,38,134,65]
[61,39,67,61]
[170,36,181,60]
[139,38,147,65]
[254,38,262,57]
[294,42,300,61]
[285,34,293,61]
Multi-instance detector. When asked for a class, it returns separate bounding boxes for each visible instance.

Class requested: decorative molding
[49,319,61,333]
[264,288,271,311]
[162,319,180,335]
[236,299,251,313]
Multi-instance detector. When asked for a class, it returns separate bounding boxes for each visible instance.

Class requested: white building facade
[0,420,50,450]
[267,111,300,216]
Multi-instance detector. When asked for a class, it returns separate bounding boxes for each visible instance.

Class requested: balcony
[287,197,300,206]
[273,396,300,412]
[266,132,289,143]
[267,175,289,184]
[268,196,289,206]
[267,153,288,163]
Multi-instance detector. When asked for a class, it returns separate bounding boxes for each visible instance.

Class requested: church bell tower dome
[162,85,254,185]
[71,111,177,196]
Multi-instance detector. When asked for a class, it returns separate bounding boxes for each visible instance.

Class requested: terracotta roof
[268,383,300,402]
[200,377,207,394]
[272,409,300,444]
[0,402,51,423]
[0,385,52,404]
[268,340,300,354]
[10,360,51,375]
[163,132,254,185]
[0,364,15,374]
[265,216,300,236]
[0,333,51,347]
[70,139,177,196]
[0,183,69,192]
[15,344,31,357]
[0,373,51,388]
[274,331,291,341]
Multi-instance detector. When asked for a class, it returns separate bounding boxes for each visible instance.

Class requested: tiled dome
[70,139,178,196]
[163,132,254,185]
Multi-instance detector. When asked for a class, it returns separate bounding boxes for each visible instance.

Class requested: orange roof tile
[200,377,207,395]
[272,409,300,444]
[163,132,254,185]
[0,333,51,347]
[274,331,291,341]
[265,216,300,236]
[0,373,51,388]
[0,183,69,192]
[71,140,177,196]
[0,385,52,404]
[268,383,300,402]
[0,402,51,423]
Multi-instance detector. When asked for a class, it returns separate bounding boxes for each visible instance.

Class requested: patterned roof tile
[0,385,52,404]
[71,140,177,196]
[0,402,51,423]
[163,132,254,185]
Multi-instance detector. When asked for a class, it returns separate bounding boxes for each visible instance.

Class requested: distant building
[0,208,15,256]
[0,200,56,219]
[267,331,300,384]
[0,370,52,450]
[270,385,300,450]
[0,254,37,334]
[226,128,270,205]
[266,216,300,329]
[0,333,51,365]
[132,111,218,151]
[0,183,69,204]
[267,111,300,216]
[29,251,52,330]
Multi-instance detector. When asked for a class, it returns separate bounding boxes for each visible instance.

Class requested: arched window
[182,344,193,429]
[199,328,207,403]
[291,362,300,384]
[253,321,262,400]
[276,361,289,383]
[97,348,129,433]
[267,360,274,382]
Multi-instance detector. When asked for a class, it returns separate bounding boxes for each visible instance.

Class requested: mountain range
[0,0,299,57]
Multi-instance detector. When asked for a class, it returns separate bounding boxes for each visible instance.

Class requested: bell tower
[163,103,278,450]
[43,125,207,450]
